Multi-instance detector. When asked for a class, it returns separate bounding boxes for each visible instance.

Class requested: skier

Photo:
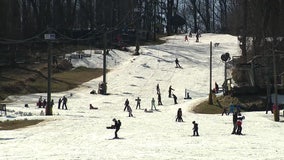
[168,85,174,98]
[62,96,68,110]
[124,99,129,111]
[176,108,183,122]
[127,105,133,117]
[151,98,157,110]
[157,93,163,105]
[43,99,47,108]
[135,97,141,109]
[156,84,160,94]
[196,29,200,42]
[192,121,199,136]
[58,97,62,109]
[185,35,188,41]
[175,58,182,68]
[221,107,228,116]
[231,111,238,134]
[111,118,121,139]
[173,94,178,104]
[228,102,234,115]
[37,96,43,108]
[236,113,245,135]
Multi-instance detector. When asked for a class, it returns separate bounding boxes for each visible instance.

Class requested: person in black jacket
[173,94,178,104]
[231,111,238,134]
[113,118,121,139]
[176,108,183,122]
[192,121,199,136]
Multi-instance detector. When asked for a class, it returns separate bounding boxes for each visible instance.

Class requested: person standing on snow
[62,96,68,110]
[228,102,235,115]
[236,113,245,135]
[151,98,157,110]
[192,121,199,136]
[58,97,62,109]
[111,118,121,139]
[135,97,141,109]
[176,108,183,122]
[168,85,174,98]
[231,111,238,134]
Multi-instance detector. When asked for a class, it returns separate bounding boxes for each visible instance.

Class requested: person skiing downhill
[157,93,163,105]
[124,99,129,111]
[175,58,182,68]
[172,94,178,104]
[168,85,174,98]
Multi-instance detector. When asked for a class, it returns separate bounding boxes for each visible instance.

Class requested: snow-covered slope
[0,34,283,160]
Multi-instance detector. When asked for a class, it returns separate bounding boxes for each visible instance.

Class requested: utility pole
[273,49,279,121]
[102,32,107,95]
[209,42,213,105]
[44,31,55,115]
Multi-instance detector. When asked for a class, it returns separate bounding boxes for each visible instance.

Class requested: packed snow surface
[1,34,283,160]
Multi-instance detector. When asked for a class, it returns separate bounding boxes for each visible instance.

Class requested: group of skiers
[58,96,68,110]
[37,96,54,109]
[122,84,182,117]
[184,29,201,43]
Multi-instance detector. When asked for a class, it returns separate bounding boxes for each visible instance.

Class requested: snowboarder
[135,97,141,109]
[168,85,174,98]
[175,58,182,68]
[157,93,163,105]
[192,121,199,136]
[176,108,183,122]
[151,98,157,110]
[58,97,62,109]
[236,113,245,135]
[232,111,238,134]
[62,96,68,110]
[173,94,178,104]
[124,99,129,111]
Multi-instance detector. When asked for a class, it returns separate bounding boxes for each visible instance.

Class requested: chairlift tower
[44,32,55,115]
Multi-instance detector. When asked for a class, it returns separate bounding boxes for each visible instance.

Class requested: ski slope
[1,34,283,160]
